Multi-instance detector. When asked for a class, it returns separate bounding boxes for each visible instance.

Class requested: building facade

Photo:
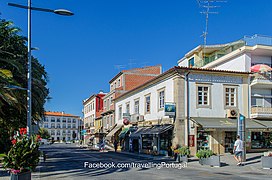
[40,111,81,142]
[102,65,162,143]
[115,66,253,155]
[178,34,272,152]
[83,91,106,145]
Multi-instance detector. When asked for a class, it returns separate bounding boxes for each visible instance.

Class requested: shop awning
[118,128,130,139]
[142,124,174,135]
[191,117,267,129]
[105,124,123,141]
[130,127,151,139]
[254,120,272,128]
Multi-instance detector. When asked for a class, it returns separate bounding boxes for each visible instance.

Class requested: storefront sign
[189,135,195,147]
[164,102,176,117]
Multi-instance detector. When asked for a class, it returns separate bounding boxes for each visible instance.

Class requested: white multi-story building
[40,111,81,142]
[115,66,254,155]
[83,91,106,144]
[178,34,272,151]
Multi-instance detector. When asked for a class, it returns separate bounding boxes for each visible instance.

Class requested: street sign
[237,114,246,161]
[123,113,130,117]
[164,102,176,117]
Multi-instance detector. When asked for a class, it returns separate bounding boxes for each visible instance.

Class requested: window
[72,124,76,128]
[126,103,130,114]
[62,118,66,123]
[57,131,60,135]
[51,118,55,122]
[57,124,61,128]
[118,106,122,120]
[145,95,151,113]
[188,57,194,67]
[73,119,76,123]
[197,85,210,106]
[104,100,106,110]
[110,115,113,127]
[107,99,110,110]
[225,86,237,107]
[44,123,48,128]
[44,117,48,122]
[51,124,55,128]
[68,124,71,128]
[68,118,71,123]
[63,124,66,128]
[85,123,88,128]
[118,79,121,87]
[67,130,71,134]
[158,90,165,109]
[57,118,61,122]
[51,130,55,135]
[134,100,139,114]
[62,130,66,134]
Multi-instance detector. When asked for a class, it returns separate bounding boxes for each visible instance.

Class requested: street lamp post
[8,1,73,138]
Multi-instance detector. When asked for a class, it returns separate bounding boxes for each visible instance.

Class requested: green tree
[0,19,49,153]
[38,128,50,139]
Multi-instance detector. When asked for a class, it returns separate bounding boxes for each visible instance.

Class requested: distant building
[39,111,81,142]
[83,91,106,145]
[103,65,162,143]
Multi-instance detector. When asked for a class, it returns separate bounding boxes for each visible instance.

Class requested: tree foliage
[0,18,49,153]
[38,128,50,139]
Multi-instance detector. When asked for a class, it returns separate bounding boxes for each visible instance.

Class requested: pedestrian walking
[233,135,243,166]
[114,140,118,152]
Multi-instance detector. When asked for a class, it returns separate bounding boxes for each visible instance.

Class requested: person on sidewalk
[233,135,243,166]
[114,140,118,152]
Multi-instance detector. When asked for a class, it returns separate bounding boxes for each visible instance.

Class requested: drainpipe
[185,72,191,146]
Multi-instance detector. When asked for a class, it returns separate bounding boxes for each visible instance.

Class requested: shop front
[126,125,173,155]
[191,117,269,155]
[105,124,123,144]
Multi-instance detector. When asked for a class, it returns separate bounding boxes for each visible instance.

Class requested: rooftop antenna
[128,59,136,69]
[197,0,226,65]
[140,61,149,68]
[114,64,126,72]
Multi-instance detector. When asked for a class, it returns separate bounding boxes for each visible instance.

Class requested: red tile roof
[45,111,80,118]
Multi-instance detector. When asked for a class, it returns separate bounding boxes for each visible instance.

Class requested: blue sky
[1,0,272,117]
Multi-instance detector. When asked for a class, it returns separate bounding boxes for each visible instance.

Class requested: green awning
[254,120,272,128]
[191,117,266,129]
[118,128,130,139]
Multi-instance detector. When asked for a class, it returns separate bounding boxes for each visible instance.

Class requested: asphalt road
[1,143,271,180]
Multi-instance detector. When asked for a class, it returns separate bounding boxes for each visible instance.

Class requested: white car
[40,139,50,145]
[65,141,72,144]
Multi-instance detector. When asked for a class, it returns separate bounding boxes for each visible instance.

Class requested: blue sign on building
[164,102,176,117]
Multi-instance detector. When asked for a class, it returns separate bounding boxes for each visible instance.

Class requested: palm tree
[0,19,49,153]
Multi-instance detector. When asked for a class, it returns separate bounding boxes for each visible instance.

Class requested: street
[1,143,271,180]
[26,144,272,179]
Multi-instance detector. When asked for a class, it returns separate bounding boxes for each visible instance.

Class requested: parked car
[66,141,72,144]
[40,139,50,145]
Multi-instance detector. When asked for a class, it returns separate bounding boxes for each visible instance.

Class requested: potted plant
[3,128,41,180]
[261,152,272,169]
[196,149,221,167]
[177,147,190,162]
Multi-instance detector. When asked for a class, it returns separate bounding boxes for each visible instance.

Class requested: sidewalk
[115,150,272,175]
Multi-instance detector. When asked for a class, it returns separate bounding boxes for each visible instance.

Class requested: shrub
[177,147,190,157]
[196,149,214,159]
[3,128,41,174]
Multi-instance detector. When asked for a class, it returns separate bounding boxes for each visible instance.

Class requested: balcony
[250,74,272,89]
[251,107,272,119]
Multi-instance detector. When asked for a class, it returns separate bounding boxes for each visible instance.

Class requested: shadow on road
[35,145,161,178]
